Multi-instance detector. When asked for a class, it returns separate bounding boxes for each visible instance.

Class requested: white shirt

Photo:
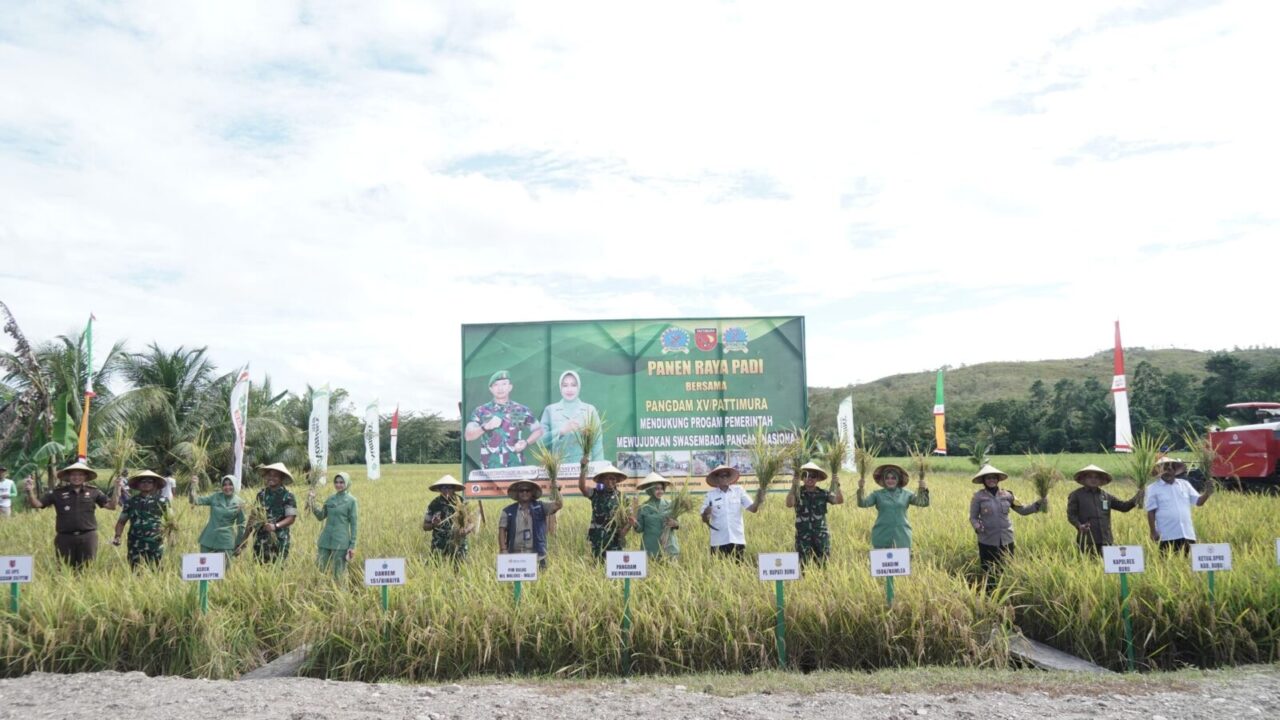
[1145,478,1201,541]
[0,478,14,508]
[700,485,754,546]
[160,476,177,501]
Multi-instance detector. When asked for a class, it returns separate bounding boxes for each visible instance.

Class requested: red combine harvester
[1208,402,1280,492]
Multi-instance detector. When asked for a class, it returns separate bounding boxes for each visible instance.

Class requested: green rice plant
[99,424,141,486]
[1181,426,1219,492]
[820,433,850,496]
[748,425,784,507]
[786,424,813,477]
[854,431,881,488]
[171,425,213,493]
[1116,431,1167,506]
[1024,453,1062,509]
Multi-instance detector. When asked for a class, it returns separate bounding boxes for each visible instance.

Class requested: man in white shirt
[1145,456,1212,554]
[0,466,15,517]
[160,475,177,502]
[699,464,764,560]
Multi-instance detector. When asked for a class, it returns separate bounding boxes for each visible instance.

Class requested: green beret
[489,370,511,386]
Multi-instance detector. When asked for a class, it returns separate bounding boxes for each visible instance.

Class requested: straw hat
[704,464,740,486]
[970,464,1009,484]
[429,474,465,493]
[593,464,627,484]
[1073,464,1114,486]
[1152,456,1187,476]
[507,479,542,500]
[636,472,671,491]
[126,470,165,490]
[257,462,294,484]
[797,461,828,481]
[873,463,910,487]
[56,461,98,482]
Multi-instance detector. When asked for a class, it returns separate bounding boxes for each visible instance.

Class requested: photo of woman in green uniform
[856,463,929,549]
[189,475,246,558]
[308,471,358,579]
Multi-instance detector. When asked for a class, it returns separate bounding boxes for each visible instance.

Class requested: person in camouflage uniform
[785,461,844,565]
[252,463,298,562]
[423,474,473,562]
[464,370,544,469]
[579,462,629,560]
[111,470,169,568]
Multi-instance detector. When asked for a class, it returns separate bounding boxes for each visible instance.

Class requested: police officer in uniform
[24,461,119,568]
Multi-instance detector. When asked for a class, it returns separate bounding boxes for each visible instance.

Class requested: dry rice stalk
[235,501,274,555]
[1119,431,1167,507]
[1024,453,1062,510]
[908,444,929,485]
[821,434,850,495]
[1180,427,1219,494]
[854,430,882,488]
[101,425,140,487]
[574,413,604,471]
[447,496,480,554]
[172,426,212,493]
[609,490,635,538]
[530,442,565,504]
[660,476,695,549]
[748,425,784,507]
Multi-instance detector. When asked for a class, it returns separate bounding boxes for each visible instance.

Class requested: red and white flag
[1112,321,1134,453]
[390,405,400,464]
[230,368,251,491]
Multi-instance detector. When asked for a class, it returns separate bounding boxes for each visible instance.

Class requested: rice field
[1,458,1278,679]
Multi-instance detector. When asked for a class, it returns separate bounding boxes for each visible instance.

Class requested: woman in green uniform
[855,463,929,549]
[189,475,246,557]
[307,471,358,579]
[112,470,169,568]
[632,472,679,559]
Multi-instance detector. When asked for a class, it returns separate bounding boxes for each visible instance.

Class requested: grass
[1,456,1278,680]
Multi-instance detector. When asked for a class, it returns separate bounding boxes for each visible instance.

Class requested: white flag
[308,385,330,483]
[837,395,857,472]
[364,401,381,480]
[229,368,251,492]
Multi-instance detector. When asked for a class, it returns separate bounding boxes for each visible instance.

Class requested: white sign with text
[1102,545,1145,574]
[757,552,801,581]
[496,553,539,582]
[870,548,912,577]
[1190,543,1232,572]
[364,558,406,586]
[181,553,225,581]
[1,556,34,583]
[605,551,647,579]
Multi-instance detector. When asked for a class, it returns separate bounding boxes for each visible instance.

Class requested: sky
[1,1,1277,417]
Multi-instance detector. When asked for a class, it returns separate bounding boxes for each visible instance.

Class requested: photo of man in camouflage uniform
[253,463,298,562]
[112,470,168,568]
[464,370,543,469]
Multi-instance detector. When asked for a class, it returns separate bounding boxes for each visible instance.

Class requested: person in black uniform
[24,461,119,568]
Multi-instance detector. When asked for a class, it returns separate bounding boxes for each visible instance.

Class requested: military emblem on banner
[695,327,718,352]
[661,327,691,354]
[723,326,749,353]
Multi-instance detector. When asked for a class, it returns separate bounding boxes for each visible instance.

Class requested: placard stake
[9,582,18,613]
[198,579,208,614]
[774,579,786,667]
[621,577,633,675]
[1120,572,1135,672]
[1207,569,1215,608]
[885,576,895,606]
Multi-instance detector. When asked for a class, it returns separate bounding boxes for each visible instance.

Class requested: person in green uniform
[855,463,929,549]
[307,471,358,579]
[632,472,679,559]
[785,461,844,565]
[253,463,298,562]
[24,461,119,568]
[423,474,473,562]
[579,462,629,560]
[111,470,168,568]
[189,475,246,558]
[538,370,604,463]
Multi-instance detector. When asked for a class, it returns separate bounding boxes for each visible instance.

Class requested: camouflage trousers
[795,532,831,565]
[254,529,291,563]
[588,527,623,559]
[127,533,164,568]
[432,542,468,565]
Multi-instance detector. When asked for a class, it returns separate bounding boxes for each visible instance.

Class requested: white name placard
[0,556,34,583]
[606,550,647,579]
[364,558,406,586]
[497,553,539,581]
[1190,543,1232,572]
[870,548,911,577]
[181,553,225,581]
[757,552,801,581]
[1102,545,1145,574]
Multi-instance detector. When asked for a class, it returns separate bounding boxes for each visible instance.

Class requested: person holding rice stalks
[423,475,474,562]
[1145,456,1212,555]
[855,462,927,550]
[969,464,1043,588]
[498,479,563,568]
[632,472,680,559]
[1066,465,1139,555]
[700,464,762,560]
[307,471,358,579]
[785,461,843,565]
[111,470,169,568]
[24,461,119,568]
[580,463,630,560]
[189,475,246,558]
[252,463,298,563]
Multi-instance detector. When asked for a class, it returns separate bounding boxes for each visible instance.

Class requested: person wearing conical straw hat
[580,463,630,560]
[498,478,564,568]
[1066,465,1139,555]
[189,475,246,558]
[423,474,474,561]
[632,472,679,559]
[307,471,358,579]
[969,463,1043,588]
[855,463,928,551]
[1145,456,1212,555]
[699,463,762,560]
[24,461,119,568]
[252,463,299,562]
[785,461,844,565]
[111,470,169,568]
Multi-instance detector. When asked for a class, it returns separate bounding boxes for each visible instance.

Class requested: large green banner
[460,316,806,496]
